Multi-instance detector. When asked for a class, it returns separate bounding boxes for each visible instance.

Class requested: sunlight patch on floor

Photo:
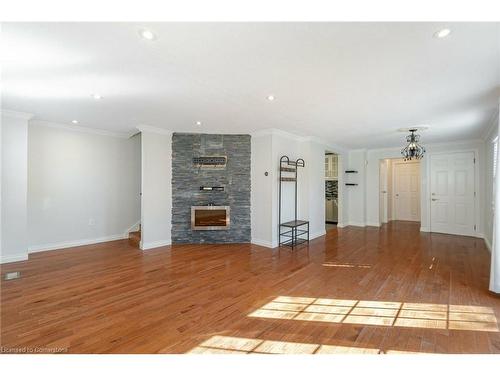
[188,335,426,354]
[247,296,499,332]
[322,262,372,269]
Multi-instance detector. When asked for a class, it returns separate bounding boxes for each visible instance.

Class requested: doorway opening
[379,158,421,225]
[325,151,339,232]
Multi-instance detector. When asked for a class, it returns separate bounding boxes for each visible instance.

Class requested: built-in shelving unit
[325,153,338,180]
[279,156,309,249]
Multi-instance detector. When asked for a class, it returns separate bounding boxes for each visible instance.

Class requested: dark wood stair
[129,229,141,247]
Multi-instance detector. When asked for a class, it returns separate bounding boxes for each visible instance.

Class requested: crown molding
[365,138,484,154]
[0,109,34,120]
[252,128,350,154]
[481,107,499,141]
[304,135,349,154]
[251,127,305,142]
[31,120,130,138]
[136,124,172,135]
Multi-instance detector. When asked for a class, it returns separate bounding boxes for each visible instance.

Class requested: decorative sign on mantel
[193,156,227,169]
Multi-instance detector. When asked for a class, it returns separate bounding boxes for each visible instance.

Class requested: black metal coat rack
[278,156,309,249]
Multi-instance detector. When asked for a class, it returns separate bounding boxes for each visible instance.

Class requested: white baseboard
[251,238,275,248]
[310,231,326,240]
[0,253,29,264]
[346,221,366,227]
[420,226,430,232]
[336,222,347,228]
[28,233,128,254]
[253,231,325,248]
[484,237,492,252]
[365,222,381,227]
[140,239,172,250]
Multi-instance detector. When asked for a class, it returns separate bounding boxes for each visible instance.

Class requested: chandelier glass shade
[401,129,425,161]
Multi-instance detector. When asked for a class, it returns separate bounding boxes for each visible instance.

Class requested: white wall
[1,111,31,263]
[250,134,273,247]
[346,149,367,226]
[348,139,486,237]
[27,121,141,252]
[140,128,172,250]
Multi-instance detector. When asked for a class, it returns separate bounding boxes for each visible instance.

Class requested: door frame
[427,150,478,236]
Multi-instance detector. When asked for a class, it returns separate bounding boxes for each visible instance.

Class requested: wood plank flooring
[1,221,499,354]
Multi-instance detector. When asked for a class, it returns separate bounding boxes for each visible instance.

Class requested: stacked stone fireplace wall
[171,133,251,243]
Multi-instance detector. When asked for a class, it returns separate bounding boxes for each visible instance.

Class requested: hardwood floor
[1,221,499,354]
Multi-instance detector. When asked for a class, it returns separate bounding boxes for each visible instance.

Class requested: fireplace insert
[191,206,230,230]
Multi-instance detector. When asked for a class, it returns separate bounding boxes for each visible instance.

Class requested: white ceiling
[1,22,499,148]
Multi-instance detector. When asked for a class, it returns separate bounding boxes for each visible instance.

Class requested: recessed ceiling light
[267,95,275,101]
[139,29,156,41]
[92,94,102,100]
[434,28,451,39]
[196,121,202,126]
[71,120,78,124]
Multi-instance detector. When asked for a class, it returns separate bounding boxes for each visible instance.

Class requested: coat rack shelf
[278,156,309,249]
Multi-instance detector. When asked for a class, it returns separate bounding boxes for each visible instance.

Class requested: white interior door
[394,161,420,221]
[430,152,475,236]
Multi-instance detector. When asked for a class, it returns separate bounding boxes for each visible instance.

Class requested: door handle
[432,198,439,201]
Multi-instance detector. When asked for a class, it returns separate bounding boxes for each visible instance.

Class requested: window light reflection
[247,296,498,332]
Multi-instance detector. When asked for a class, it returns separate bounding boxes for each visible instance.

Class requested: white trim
[481,108,500,141]
[140,240,172,250]
[366,139,484,154]
[30,119,130,138]
[309,230,326,240]
[420,226,430,232]
[251,238,275,248]
[0,254,29,264]
[136,125,173,135]
[28,234,128,253]
[336,222,347,228]
[302,135,348,154]
[251,128,304,142]
[366,221,381,227]
[250,128,348,153]
[0,109,34,120]
[346,221,366,227]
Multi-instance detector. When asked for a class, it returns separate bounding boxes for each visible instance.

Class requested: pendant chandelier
[401,129,425,161]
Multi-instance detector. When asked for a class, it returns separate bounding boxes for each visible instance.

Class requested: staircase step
[129,231,141,246]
